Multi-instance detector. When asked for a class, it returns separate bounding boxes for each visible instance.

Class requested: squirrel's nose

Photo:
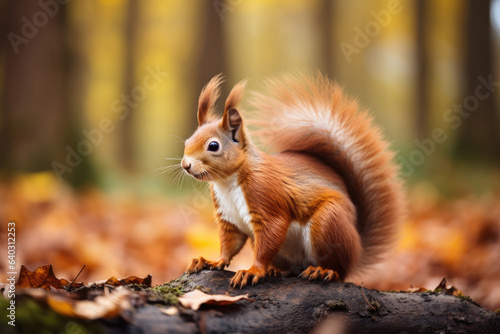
[181,159,191,171]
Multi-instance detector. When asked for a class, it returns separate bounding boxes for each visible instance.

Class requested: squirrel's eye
[208,141,219,152]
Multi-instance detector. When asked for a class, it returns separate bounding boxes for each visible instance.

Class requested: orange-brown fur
[183,73,405,287]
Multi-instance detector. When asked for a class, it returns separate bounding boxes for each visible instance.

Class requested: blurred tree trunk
[120,0,139,171]
[187,0,226,132]
[318,0,334,78]
[0,0,66,172]
[415,0,429,139]
[456,0,500,161]
[0,0,6,153]
[62,2,98,187]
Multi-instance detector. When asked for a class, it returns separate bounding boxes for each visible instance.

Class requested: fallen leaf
[105,275,152,287]
[16,265,68,290]
[435,277,447,291]
[104,277,121,286]
[160,306,179,316]
[178,289,254,311]
[433,278,464,296]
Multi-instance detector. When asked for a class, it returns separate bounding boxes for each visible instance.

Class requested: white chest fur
[279,221,317,267]
[212,175,253,236]
[213,175,316,268]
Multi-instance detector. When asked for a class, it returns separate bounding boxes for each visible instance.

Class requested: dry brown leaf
[436,278,464,296]
[178,289,254,311]
[104,277,121,286]
[16,265,68,290]
[104,275,152,287]
[435,277,448,291]
[15,265,85,290]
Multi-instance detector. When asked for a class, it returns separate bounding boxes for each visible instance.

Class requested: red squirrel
[182,73,405,288]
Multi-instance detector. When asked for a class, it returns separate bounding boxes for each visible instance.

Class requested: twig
[69,264,86,288]
[361,282,376,311]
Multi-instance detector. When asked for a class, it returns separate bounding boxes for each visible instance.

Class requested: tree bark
[187,0,226,132]
[107,270,500,334]
[415,0,429,140]
[456,0,500,161]
[318,0,334,79]
[120,0,139,171]
[0,0,66,172]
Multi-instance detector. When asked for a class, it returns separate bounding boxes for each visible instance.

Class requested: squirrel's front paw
[186,257,227,274]
[230,266,266,289]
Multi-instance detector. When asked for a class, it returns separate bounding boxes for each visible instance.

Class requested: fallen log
[110,270,500,334]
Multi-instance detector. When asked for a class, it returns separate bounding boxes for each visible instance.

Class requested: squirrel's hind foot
[299,266,340,283]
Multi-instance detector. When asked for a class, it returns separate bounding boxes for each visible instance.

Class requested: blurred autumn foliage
[361,184,500,311]
[1,171,500,311]
[0,172,220,290]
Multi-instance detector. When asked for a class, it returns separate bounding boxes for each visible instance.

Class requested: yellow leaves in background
[227,0,324,82]
[97,0,126,7]
[11,171,59,203]
[4,172,65,225]
[185,221,221,256]
[400,220,467,269]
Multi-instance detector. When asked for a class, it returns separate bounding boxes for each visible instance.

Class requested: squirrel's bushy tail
[250,73,405,272]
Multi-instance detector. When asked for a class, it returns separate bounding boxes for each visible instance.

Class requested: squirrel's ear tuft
[198,74,223,126]
[222,108,244,145]
[224,79,247,114]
